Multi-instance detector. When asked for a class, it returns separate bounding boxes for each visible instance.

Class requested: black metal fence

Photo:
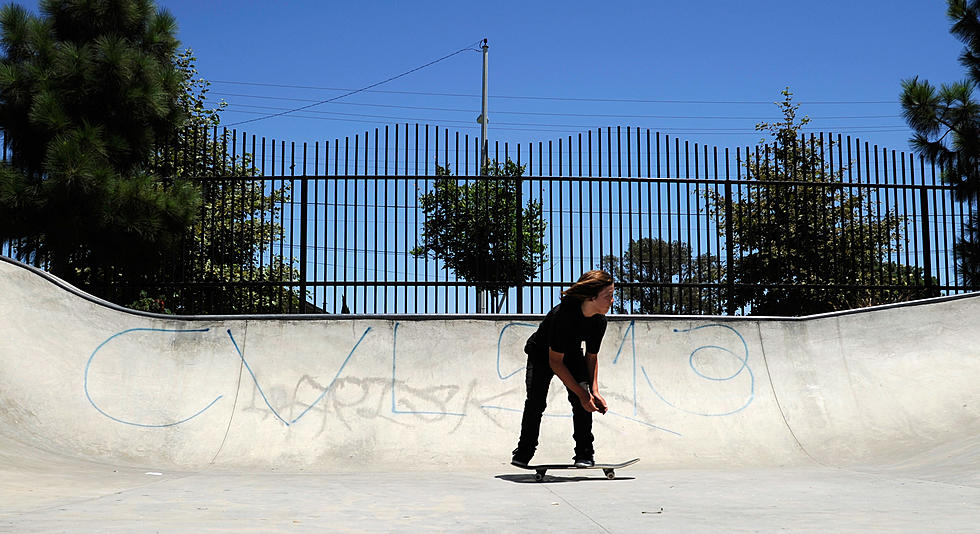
[2,125,975,315]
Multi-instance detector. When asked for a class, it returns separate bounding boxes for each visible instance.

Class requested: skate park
[1,254,978,533]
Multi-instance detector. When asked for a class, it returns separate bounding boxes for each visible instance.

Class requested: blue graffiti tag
[642,324,755,417]
[227,327,373,426]
[391,322,465,417]
[607,320,682,435]
[610,320,639,415]
[496,322,536,379]
[84,328,222,428]
[87,326,373,428]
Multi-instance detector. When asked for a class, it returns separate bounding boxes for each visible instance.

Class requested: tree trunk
[476,289,485,314]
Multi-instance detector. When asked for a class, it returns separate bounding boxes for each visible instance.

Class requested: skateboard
[515,458,639,481]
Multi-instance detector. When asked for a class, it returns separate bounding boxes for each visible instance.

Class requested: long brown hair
[561,270,613,302]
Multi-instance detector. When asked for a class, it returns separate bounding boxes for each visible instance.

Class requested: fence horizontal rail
[189,173,960,191]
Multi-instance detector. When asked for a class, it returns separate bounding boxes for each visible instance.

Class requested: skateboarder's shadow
[495,474,635,484]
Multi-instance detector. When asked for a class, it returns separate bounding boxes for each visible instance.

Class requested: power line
[211,79,896,105]
[223,40,483,127]
[222,106,907,134]
[213,92,901,120]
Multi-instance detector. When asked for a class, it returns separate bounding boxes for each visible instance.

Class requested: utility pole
[477,38,489,314]
[479,38,489,173]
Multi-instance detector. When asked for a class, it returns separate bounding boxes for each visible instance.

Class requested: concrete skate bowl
[1,254,978,480]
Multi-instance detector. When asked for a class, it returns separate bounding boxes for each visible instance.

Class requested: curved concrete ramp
[1,255,978,476]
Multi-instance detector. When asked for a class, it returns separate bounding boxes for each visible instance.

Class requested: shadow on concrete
[495,473,636,484]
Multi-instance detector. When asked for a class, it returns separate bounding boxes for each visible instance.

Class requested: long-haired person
[511,270,615,468]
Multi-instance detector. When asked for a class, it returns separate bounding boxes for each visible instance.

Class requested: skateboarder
[511,270,614,469]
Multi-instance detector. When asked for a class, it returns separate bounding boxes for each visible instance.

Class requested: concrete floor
[3,459,979,533]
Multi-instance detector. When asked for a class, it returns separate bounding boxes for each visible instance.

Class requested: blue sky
[14,1,969,156]
[160,0,965,156]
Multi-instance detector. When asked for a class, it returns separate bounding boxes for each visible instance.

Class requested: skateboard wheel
[604,469,615,479]
[534,471,545,482]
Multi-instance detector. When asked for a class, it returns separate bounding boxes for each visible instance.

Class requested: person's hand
[592,391,607,414]
[577,389,598,412]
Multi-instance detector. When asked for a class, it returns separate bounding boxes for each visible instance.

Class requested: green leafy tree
[0,0,199,291]
[901,0,980,287]
[600,238,722,314]
[141,49,302,314]
[412,159,547,313]
[707,89,936,316]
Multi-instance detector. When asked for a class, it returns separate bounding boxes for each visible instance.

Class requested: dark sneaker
[511,449,532,468]
[573,458,594,468]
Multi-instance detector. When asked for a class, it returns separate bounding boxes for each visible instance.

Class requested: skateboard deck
[515,458,639,481]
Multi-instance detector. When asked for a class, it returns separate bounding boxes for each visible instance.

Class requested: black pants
[513,351,594,461]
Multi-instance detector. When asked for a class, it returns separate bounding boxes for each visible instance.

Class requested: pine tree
[901,0,980,287]
[0,0,198,290]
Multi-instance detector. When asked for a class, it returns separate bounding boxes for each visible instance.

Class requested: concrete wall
[1,256,978,471]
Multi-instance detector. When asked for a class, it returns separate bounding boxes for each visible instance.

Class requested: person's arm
[548,348,597,412]
[585,352,607,414]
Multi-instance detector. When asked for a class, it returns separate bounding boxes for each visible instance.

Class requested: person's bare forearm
[585,352,607,413]
[549,349,589,397]
[585,353,599,391]
[549,349,597,412]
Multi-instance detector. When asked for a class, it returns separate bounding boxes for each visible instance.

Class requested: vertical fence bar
[647,130,656,312]
[713,146,721,313]
[374,128,380,313]
[578,133,585,276]
[567,136,574,287]
[684,140,692,312]
[342,137,349,312]
[589,130,594,276]
[558,139,564,288]
[354,134,367,313]
[332,138,339,312]
[249,134,258,310]
[726,149,735,315]
[934,156,950,289]
[313,141,320,310]
[897,148,911,271]
[873,143,883,299]
[404,122,410,313]
[617,127,626,311]
[299,143,308,312]
[920,183,933,290]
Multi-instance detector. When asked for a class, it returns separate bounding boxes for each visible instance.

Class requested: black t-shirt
[524,297,608,360]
